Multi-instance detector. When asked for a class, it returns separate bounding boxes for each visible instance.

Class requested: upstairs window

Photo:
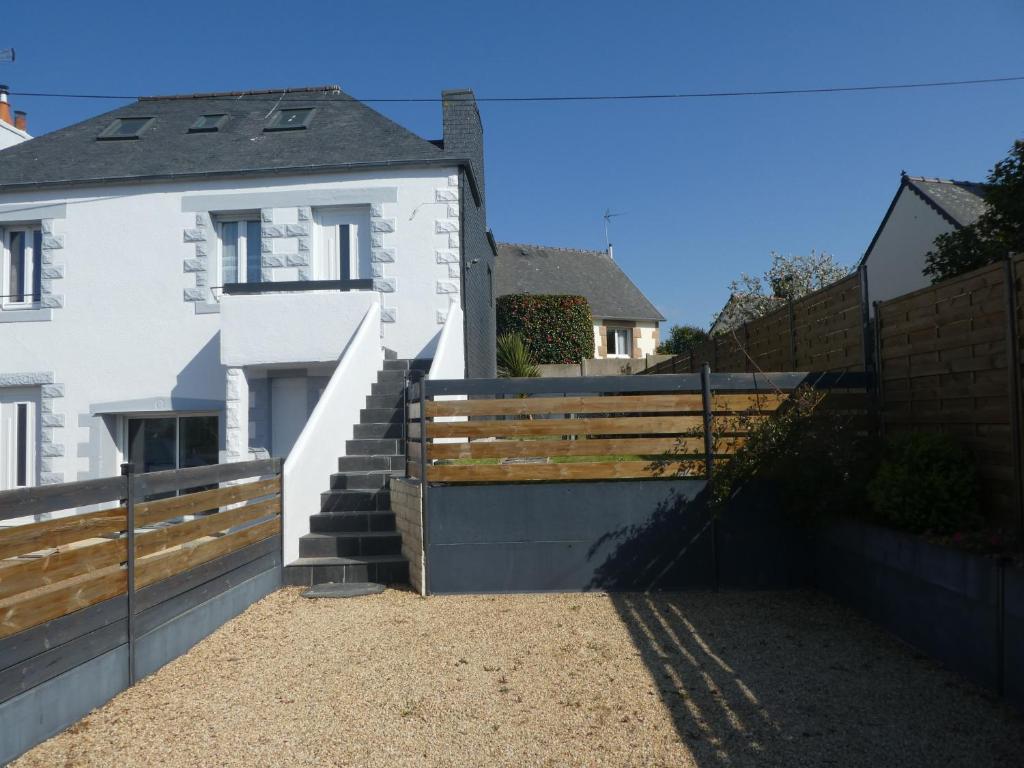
[2,224,42,306]
[217,216,262,285]
[98,116,153,140]
[188,114,227,133]
[265,107,314,132]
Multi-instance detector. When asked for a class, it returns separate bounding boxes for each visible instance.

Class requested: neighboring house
[494,243,664,359]
[708,292,785,336]
[0,85,31,149]
[0,85,494,495]
[861,172,988,309]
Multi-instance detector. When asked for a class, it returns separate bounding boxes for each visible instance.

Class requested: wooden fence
[876,256,1024,527]
[0,459,282,690]
[406,370,864,485]
[646,268,868,374]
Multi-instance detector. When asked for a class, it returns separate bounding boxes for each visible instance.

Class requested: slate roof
[0,86,453,190]
[904,175,989,227]
[495,243,665,322]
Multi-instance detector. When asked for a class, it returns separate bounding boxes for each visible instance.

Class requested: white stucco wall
[864,186,956,311]
[0,166,462,485]
[0,121,30,150]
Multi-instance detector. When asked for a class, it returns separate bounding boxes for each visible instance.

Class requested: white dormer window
[217,216,262,285]
[606,327,633,358]
[2,225,42,307]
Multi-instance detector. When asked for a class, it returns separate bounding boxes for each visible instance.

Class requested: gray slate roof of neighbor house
[495,243,665,322]
[0,86,454,190]
[904,175,989,227]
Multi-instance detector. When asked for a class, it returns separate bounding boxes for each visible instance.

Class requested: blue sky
[3,0,1023,332]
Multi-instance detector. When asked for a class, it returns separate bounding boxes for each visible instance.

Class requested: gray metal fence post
[872,301,886,440]
[419,375,430,594]
[700,363,718,590]
[787,298,798,370]
[120,462,137,685]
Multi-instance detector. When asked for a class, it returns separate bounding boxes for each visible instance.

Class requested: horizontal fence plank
[0,508,126,561]
[135,497,280,560]
[135,517,280,590]
[135,458,281,497]
[0,616,127,706]
[407,401,421,420]
[427,415,710,440]
[0,477,126,522]
[0,538,125,601]
[135,477,280,527]
[0,565,126,639]
[135,548,280,639]
[427,460,701,483]
[428,437,708,461]
[406,460,422,479]
[424,392,787,419]
[0,595,126,677]
[135,535,280,614]
[426,394,705,418]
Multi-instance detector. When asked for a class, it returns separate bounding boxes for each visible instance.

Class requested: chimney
[442,89,485,207]
[608,244,614,260]
[14,111,26,132]
[0,85,11,125]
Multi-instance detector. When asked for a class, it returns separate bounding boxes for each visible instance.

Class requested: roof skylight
[265,107,315,132]
[97,116,153,140]
[188,114,228,133]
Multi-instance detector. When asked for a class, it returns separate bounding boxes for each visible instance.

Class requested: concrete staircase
[283,352,428,587]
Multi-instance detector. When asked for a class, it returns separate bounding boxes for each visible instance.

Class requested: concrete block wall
[390,477,424,595]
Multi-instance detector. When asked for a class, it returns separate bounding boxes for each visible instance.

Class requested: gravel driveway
[13,588,1024,767]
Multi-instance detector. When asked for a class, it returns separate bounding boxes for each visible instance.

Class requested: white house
[494,243,664,359]
[861,173,988,310]
[0,85,495,584]
[0,85,31,150]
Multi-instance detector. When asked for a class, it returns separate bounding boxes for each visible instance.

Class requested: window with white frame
[217,216,262,285]
[2,224,42,307]
[0,390,37,491]
[606,327,633,358]
[315,208,368,280]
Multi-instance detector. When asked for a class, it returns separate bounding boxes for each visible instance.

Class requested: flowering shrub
[496,294,594,364]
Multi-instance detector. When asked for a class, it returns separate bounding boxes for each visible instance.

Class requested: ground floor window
[0,391,35,490]
[606,327,633,358]
[127,415,218,474]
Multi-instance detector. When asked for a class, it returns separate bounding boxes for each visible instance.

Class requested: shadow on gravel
[609,591,1024,768]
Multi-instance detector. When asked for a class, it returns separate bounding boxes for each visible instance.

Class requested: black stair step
[321,488,391,512]
[365,392,404,409]
[376,369,410,385]
[384,348,398,361]
[353,422,403,439]
[330,471,393,490]
[299,532,403,558]
[309,511,397,533]
[382,358,432,371]
[371,381,406,396]
[338,455,394,472]
[284,555,409,587]
[346,438,401,456]
[360,407,403,424]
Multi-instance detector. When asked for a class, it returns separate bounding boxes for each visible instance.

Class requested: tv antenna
[0,49,14,64]
[603,208,625,254]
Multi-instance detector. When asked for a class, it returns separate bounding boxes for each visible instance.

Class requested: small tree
[496,333,539,378]
[657,324,709,355]
[924,140,1024,282]
[712,251,851,333]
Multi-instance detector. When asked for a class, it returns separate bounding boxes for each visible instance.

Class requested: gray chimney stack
[441,89,485,206]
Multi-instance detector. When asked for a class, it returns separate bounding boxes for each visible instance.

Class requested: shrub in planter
[496,294,594,365]
[867,432,980,534]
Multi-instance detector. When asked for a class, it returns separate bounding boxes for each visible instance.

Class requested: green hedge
[496,294,594,364]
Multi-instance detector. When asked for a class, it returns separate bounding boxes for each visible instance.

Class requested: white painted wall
[0,166,461,485]
[0,121,30,150]
[220,291,378,367]
[865,186,956,311]
[283,302,382,563]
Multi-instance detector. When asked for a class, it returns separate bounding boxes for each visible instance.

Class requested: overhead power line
[7,74,1024,104]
